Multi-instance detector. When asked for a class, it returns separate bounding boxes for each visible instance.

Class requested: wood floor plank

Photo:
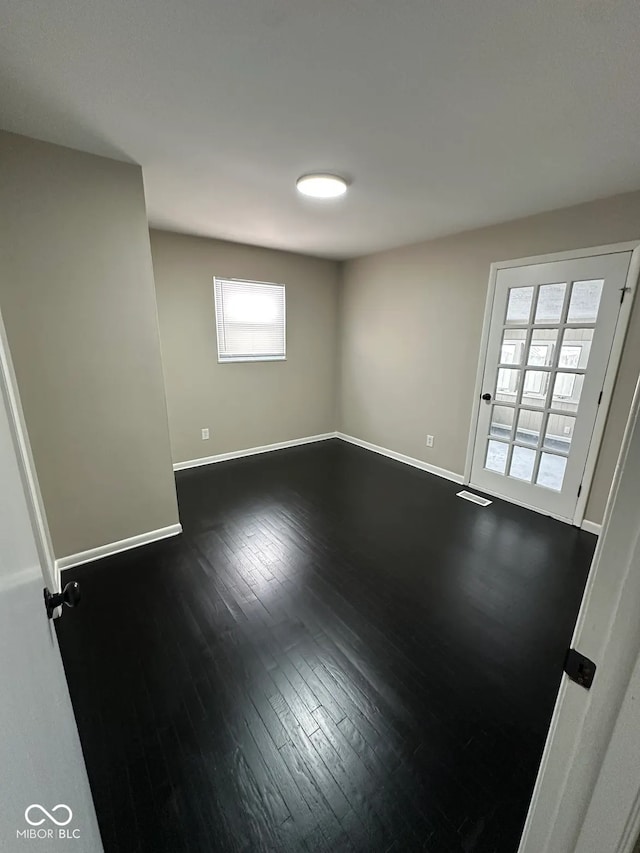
[56,439,595,852]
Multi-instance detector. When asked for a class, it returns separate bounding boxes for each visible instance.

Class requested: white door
[0,314,103,850]
[470,251,632,521]
[519,351,640,853]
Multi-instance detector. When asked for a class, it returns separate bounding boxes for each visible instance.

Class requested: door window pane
[553,373,576,398]
[490,406,515,439]
[567,280,603,323]
[506,287,534,323]
[527,329,557,365]
[537,453,567,491]
[534,283,566,323]
[522,371,550,405]
[516,409,543,446]
[559,345,581,369]
[500,329,526,364]
[552,373,584,413]
[495,368,520,402]
[527,343,552,367]
[544,414,575,453]
[485,440,508,474]
[560,328,593,370]
[509,446,536,482]
[500,343,517,365]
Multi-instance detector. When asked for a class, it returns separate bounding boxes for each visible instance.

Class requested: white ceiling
[2,0,640,259]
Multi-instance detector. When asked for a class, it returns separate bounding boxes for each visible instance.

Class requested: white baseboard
[337,433,603,530]
[173,432,337,471]
[56,523,183,573]
[336,432,464,484]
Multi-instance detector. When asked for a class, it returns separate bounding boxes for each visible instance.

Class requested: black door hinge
[577,484,582,497]
[564,648,596,689]
[621,286,631,304]
[598,391,603,405]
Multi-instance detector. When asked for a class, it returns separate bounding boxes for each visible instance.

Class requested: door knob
[481,393,492,401]
[43,582,81,619]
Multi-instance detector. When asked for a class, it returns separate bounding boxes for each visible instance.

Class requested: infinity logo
[24,804,73,827]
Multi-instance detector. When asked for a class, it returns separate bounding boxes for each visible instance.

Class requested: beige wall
[339,191,640,525]
[0,131,179,559]
[150,229,339,464]
[2,129,637,556]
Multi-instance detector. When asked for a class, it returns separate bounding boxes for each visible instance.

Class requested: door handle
[43,582,81,619]
[481,393,492,401]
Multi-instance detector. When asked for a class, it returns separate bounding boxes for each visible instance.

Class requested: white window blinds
[214,278,286,363]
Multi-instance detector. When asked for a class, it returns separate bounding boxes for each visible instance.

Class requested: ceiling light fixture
[296,173,348,199]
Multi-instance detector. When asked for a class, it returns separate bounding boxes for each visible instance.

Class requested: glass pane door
[470,252,631,521]
[486,279,599,493]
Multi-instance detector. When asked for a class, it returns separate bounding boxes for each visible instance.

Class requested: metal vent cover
[457,490,492,507]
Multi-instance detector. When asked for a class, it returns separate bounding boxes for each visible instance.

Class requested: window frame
[213,277,287,364]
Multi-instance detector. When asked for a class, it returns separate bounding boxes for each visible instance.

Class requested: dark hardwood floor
[56,439,596,853]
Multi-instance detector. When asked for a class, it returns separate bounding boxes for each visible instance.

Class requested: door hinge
[598,391,603,405]
[621,286,631,304]
[577,484,582,497]
[564,648,596,689]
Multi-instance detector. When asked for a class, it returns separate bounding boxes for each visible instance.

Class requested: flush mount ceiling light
[296,173,348,198]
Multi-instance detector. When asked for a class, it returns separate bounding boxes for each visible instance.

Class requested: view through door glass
[488,280,600,490]
[470,253,631,520]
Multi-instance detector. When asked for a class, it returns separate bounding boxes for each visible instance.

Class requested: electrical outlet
[201,428,210,440]
[426,435,434,447]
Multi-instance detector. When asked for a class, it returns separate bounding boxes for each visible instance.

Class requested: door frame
[463,241,640,528]
[0,305,58,592]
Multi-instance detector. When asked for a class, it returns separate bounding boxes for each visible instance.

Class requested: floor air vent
[457,490,492,507]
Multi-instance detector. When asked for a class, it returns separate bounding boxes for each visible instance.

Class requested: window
[497,367,518,393]
[523,370,548,396]
[553,345,582,398]
[214,278,286,363]
[527,344,551,367]
[559,345,581,369]
[522,343,551,396]
[500,343,517,364]
[554,373,576,398]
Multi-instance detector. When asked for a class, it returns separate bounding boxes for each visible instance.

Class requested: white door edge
[0,307,58,592]
[572,246,640,525]
[518,366,640,853]
[464,259,500,485]
[464,241,640,526]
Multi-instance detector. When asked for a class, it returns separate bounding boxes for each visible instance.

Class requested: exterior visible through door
[470,251,632,521]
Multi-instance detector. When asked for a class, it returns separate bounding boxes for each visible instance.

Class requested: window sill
[218,356,287,364]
